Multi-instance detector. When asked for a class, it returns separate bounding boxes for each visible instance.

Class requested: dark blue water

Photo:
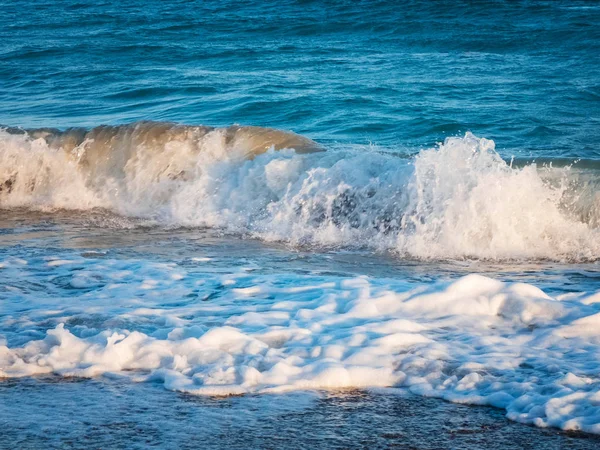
[1,0,599,156]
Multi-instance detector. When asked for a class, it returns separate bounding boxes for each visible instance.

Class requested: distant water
[1,0,600,447]
[1,0,599,156]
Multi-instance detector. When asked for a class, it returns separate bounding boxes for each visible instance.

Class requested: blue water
[1,0,599,156]
[2,1,600,448]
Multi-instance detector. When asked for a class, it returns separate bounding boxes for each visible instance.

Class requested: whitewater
[0,123,599,437]
[3,261,600,433]
[1,124,599,261]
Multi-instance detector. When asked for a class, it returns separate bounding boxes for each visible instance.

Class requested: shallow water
[2,379,600,450]
[1,211,600,437]
[1,0,600,445]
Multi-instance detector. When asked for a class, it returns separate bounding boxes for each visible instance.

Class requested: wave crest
[0,123,598,261]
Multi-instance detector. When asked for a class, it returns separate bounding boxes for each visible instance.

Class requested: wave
[0,122,599,261]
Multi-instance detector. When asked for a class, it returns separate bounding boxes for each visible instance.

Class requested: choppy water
[2,0,600,155]
[1,0,600,447]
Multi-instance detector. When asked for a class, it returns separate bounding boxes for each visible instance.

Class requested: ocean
[1,0,600,447]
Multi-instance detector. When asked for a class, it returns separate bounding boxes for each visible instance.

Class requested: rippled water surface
[1,0,599,155]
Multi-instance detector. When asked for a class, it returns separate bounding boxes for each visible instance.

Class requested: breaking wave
[1,122,599,261]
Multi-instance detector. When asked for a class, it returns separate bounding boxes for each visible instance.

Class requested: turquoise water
[1,0,599,156]
[1,1,600,448]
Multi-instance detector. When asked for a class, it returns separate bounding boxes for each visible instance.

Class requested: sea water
[1,0,600,447]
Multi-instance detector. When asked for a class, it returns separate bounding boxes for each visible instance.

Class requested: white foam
[0,129,599,260]
[1,261,600,433]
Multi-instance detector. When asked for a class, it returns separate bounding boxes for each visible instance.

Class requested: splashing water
[0,125,598,261]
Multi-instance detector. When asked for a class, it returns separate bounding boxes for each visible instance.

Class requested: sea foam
[1,257,600,433]
[0,124,599,260]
